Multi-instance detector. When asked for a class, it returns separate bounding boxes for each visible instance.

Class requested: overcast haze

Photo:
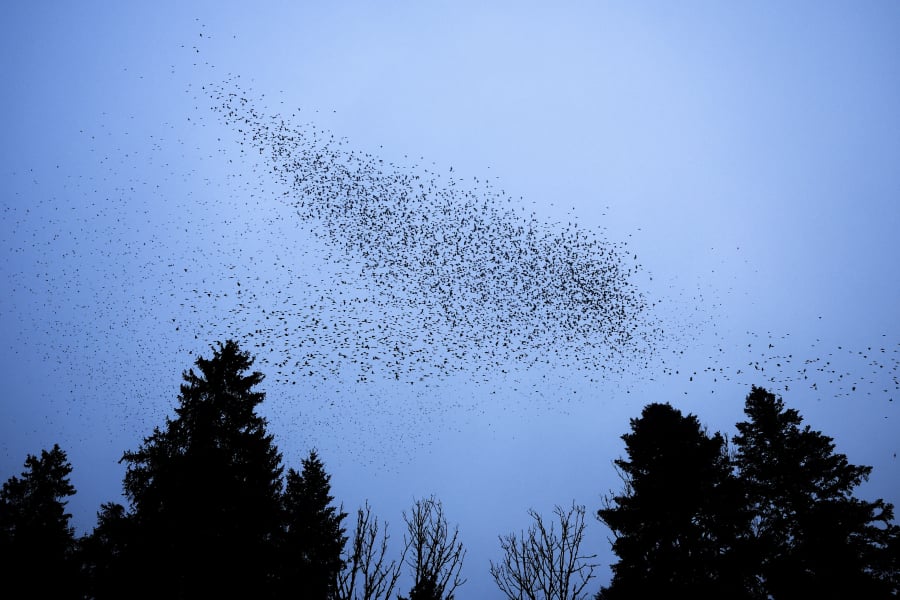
[2,2,899,595]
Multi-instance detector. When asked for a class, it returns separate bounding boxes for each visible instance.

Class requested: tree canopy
[0,444,79,598]
[119,339,285,598]
[597,402,751,599]
[4,339,898,600]
[735,385,899,598]
[598,388,900,599]
[279,449,348,599]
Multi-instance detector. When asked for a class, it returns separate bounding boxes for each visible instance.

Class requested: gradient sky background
[3,1,900,595]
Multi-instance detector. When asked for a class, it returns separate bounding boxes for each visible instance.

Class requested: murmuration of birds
[3,26,897,460]
[195,78,664,387]
[191,79,900,410]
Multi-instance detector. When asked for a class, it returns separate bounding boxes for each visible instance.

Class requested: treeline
[0,340,897,599]
[595,390,899,599]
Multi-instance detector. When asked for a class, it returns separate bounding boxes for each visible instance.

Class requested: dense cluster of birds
[194,78,661,388]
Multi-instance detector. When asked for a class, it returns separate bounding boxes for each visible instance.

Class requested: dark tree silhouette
[735,386,900,598]
[337,501,408,600]
[119,340,284,598]
[490,502,598,600]
[400,496,466,600]
[597,403,754,600]
[278,449,347,599]
[403,574,442,600]
[0,444,79,598]
[78,502,136,600]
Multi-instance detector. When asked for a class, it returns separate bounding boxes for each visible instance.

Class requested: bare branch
[337,501,409,600]
[402,495,467,599]
[490,502,598,600]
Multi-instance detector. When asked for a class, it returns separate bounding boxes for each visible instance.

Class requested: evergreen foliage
[119,340,285,598]
[78,502,135,599]
[403,574,442,600]
[5,343,898,600]
[278,449,348,599]
[0,444,79,598]
[734,385,899,598]
[597,403,752,599]
[598,388,900,599]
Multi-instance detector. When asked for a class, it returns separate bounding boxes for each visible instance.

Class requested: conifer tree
[120,340,284,598]
[279,449,347,599]
[403,574,442,600]
[735,386,899,598]
[78,502,135,600]
[0,444,79,598]
[597,403,753,599]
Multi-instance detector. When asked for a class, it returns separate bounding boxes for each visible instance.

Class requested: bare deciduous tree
[336,501,408,600]
[401,495,466,600]
[490,502,598,600]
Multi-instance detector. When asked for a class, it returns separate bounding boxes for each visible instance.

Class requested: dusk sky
[3,2,899,595]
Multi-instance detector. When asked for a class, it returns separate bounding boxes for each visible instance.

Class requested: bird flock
[195,78,662,389]
[2,26,898,466]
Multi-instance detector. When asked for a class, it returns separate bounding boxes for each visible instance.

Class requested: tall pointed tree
[597,403,754,599]
[0,444,79,598]
[78,502,136,600]
[278,449,347,599]
[734,386,899,598]
[120,340,284,598]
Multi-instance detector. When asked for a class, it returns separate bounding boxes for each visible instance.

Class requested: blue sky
[2,2,899,595]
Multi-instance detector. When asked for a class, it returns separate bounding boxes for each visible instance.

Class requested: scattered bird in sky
[2,26,897,463]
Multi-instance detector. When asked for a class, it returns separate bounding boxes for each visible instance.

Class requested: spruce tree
[734,386,899,598]
[598,403,753,599]
[0,444,79,599]
[78,502,135,600]
[279,449,347,599]
[120,340,284,598]
[403,574,442,600]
